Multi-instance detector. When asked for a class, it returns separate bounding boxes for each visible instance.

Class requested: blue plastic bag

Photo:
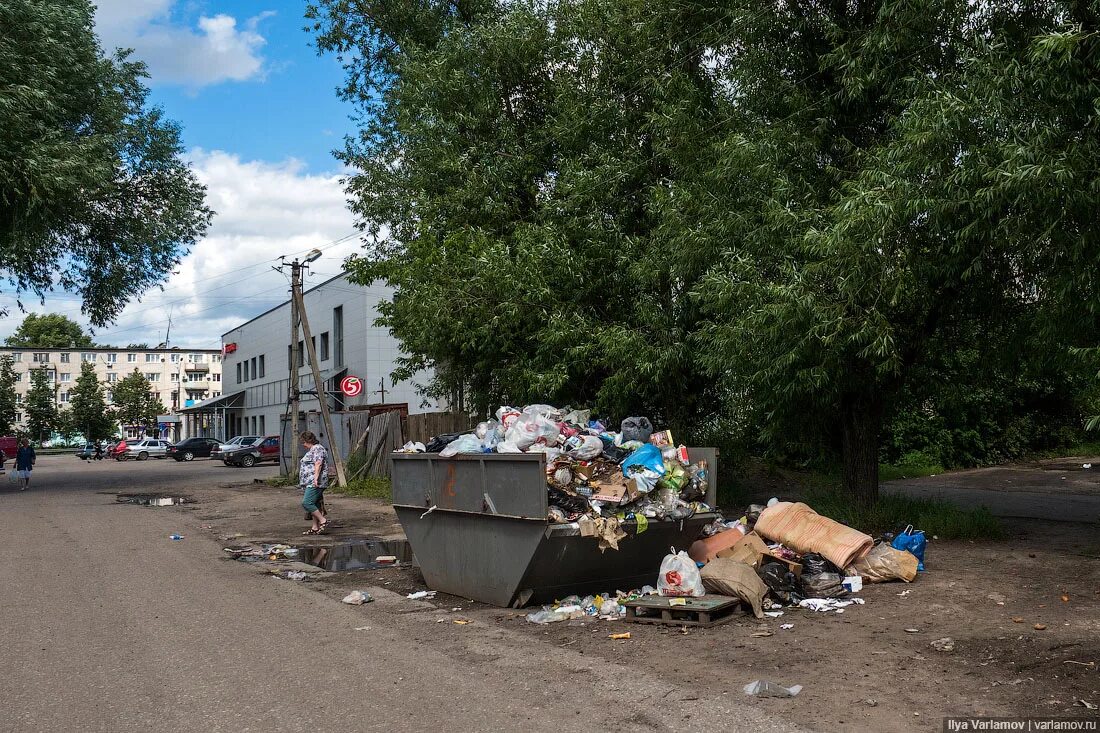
[891,525,926,571]
[620,443,666,478]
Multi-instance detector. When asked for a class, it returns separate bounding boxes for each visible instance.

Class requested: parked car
[167,437,222,462]
[126,439,171,461]
[75,442,106,460]
[223,436,280,468]
[111,439,141,460]
[211,435,262,459]
[0,436,18,458]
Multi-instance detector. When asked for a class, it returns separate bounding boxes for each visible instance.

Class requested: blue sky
[0,1,366,348]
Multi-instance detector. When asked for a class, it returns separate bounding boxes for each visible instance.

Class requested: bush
[804,487,1003,540]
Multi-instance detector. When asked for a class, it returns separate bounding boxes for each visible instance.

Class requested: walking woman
[299,431,330,535]
[15,438,35,491]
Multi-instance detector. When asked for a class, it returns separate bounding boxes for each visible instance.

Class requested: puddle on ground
[116,493,191,506]
[293,539,415,571]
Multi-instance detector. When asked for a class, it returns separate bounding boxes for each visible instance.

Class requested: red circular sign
[340,376,363,397]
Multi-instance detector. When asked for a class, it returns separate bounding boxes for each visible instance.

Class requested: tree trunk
[840,390,883,507]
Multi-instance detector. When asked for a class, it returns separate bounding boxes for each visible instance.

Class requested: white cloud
[94,1,273,88]
[0,152,363,349]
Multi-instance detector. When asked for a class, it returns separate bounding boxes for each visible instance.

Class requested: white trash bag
[657,549,704,597]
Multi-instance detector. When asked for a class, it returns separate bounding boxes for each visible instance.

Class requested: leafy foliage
[24,366,58,444]
[0,356,16,435]
[112,369,165,433]
[68,362,115,441]
[313,0,1100,502]
[0,0,212,326]
[4,313,96,348]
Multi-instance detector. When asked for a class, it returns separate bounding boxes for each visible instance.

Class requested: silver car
[125,439,171,461]
[212,435,262,460]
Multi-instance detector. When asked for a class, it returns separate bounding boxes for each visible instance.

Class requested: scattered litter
[904,628,921,634]
[751,631,773,638]
[285,570,308,581]
[1076,700,1097,710]
[1033,624,1047,630]
[407,591,437,600]
[1012,617,1024,623]
[1083,464,1092,469]
[608,632,631,640]
[376,555,397,565]
[342,591,372,605]
[1061,594,1070,602]
[842,576,863,593]
[897,590,911,597]
[931,638,955,652]
[779,624,794,630]
[453,619,471,625]
[797,598,864,613]
[169,534,183,541]
[864,699,878,707]
[743,680,802,698]
[1063,661,1097,668]
[764,611,784,618]
[668,597,688,607]
[451,607,462,612]
[354,626,371,631]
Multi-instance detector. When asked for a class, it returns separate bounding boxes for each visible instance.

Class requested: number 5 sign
[340,375,363,397]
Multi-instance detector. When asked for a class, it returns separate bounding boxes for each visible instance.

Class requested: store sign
[340,375,363,397]
[223,343,238,355]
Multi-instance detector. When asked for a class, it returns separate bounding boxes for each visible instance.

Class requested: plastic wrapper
[758,561,804,605]
[621,444,665,477]
[801,572,849,599]
[562,409,591,426]
[567,435,603,461]
[657,461,687,491]
[620,416,654,443]
[657,550,704,597]
[495,406,521,428]
[439,433,484,457]
[845,542,919,582]
[891,526,927,571]
[743,681,802,698]
[504,413,560,450]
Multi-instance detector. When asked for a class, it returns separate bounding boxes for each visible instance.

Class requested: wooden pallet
[622,594,741,628]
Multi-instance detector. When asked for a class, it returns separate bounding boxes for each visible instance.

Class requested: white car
[125,439,171,461]
[212,435,262,459]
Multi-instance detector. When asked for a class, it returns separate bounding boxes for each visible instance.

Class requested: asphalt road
[884,459,1100,523]
[0,456,801,733]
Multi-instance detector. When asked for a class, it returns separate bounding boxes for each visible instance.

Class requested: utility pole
[289,262,302,474]
[293,284,348,488]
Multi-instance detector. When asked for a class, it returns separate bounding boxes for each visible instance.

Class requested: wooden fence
[404,411,478,445]
[344,411,476,480]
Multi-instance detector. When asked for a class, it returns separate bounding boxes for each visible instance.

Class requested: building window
[212,391,221,398]
[260,416,266,434]
[14,393,23,405]
[258,355,265,378]
[59,353,70,363]
[170,373,179,382]
[152,391,161,401]
[298,341,305,367]
[213,373,221,383]
[188,372,204,382]
[333,306,344,365]
[60,373,71,382]
[13,373,21,383]
[250,357,257,380]
[105,391,112,403]
[236,363,242,384]
[251,416,258,434]
[106,353,117,363]
[107,373,118,383]
[189,353,205,364]
[14,412,21,422]
[170,353,180,363]
[212,354,221,363]
[32,352,48,363]
[82,353,96,362]
[145,353,159,363]
[11,353,20,362]
[59,392,69,403]
[145,373,160,381]
[320,332,330,361]
[127,353,137,363]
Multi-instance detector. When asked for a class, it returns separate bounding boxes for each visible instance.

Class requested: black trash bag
[757,562,804,605]
[801,552,844,577]
[601,444,631,463]
[801,572,849,599]
[620,416,654,443]
[745,504,767,528]
[424,432,466,453]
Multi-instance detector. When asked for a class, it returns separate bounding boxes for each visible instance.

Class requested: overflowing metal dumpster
[391,448,719,607]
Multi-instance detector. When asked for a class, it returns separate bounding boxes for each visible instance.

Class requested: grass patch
[804,487,1004,540]
[331,476,392,501]
[265,475,296,487]
[878,459,944,482]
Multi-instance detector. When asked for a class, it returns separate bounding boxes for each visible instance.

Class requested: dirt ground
[168,478,1099,732]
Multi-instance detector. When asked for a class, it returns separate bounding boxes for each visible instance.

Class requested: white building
[0,347,224,439]
[181,273,438,441]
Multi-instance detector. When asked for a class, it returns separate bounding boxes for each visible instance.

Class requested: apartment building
[1,347,224,438]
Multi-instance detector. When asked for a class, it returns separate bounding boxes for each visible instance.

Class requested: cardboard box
[716,532,803,577]
[591,479,628,503]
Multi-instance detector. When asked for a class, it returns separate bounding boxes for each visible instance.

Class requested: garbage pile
[409,405,714,547]
[525,587,656,624]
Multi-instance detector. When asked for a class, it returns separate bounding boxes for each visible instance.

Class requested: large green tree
[24,366,58,444]
[4,313,96,348]
[68,361,115,441]
[0,356,17,435]
[112,369,165,434]
[0,0,212,326]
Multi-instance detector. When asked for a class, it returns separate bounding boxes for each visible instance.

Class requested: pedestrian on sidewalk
[14,438,35,491]
[299,431,330,535]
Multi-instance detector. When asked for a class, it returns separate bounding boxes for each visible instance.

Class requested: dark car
[167,437,222,462]
[224,436,280,468]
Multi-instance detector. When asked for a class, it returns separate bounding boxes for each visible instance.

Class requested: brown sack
[755,501,874,569]
[846,543,919,583]
[700,558,768,619]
